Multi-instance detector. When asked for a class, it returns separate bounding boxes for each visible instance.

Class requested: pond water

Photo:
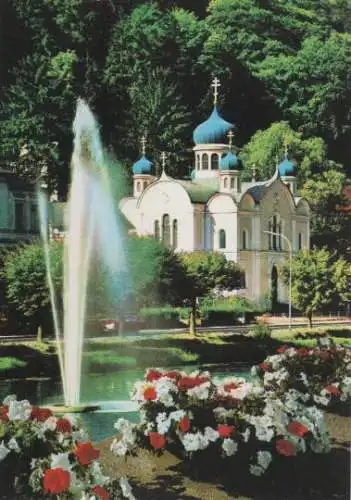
[0,364,250,442]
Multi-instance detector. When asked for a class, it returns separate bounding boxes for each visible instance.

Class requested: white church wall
[119,198,140,232]
[207,194,238,260]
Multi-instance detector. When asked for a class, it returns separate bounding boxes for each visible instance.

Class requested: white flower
[187,381,210,400]
[156,412,171,435]
[111,439,129,457]
[250,464,264,476]
[90,461,109,485]
[119,476,136,500]
[43,416,57,431]
[7,438,20,453]
[222,438,237,457]
[7,399,31,421]
[51,452,71,471]
[3,395,17,406]
[257,451,272,470]
[72,428,89,443]
[299,372,309,387]
[204,427,219,442]
[169,410,186,422]
[155,378,177,407]
[313,394,330,406]
[0,441,9,461]
[241,428,251,443]
[70,471,86,495]
[251,365,259,377]
[181,432,209,452]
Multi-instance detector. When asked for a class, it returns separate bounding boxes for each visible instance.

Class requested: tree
[301,170,350,257]
[180,251,242,334]
[125,236,189,308]
[282,248,351,327]
[239,121,336,184]
[2,242,63,340]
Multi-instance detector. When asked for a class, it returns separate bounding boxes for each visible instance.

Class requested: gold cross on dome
[211,77,221,105]
[141,135,147,156]
[227,130,234,149]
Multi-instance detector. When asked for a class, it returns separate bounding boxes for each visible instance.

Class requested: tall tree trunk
[307,311,313,328]
[189,298,197,336]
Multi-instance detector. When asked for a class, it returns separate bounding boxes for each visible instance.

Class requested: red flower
[0,406,8,421]
[143,387,157,401]
[288,420,309,437]
[149,432,167,449]
[56,418,72,434]
[259,363,270,372]
[30,406,53,422]
[276,439,297,457]
[92,485,109,500]
[223,382,240,392]
[178,416,191,433]
[43,468,71,494]
[296,347,310,358]
[325,385,341,396]
[146,369,163,382]
[217,424,234,438]
[277,345,288,353]
[177,376,208,390]
[164,371,179,380]
[75,441,100,465]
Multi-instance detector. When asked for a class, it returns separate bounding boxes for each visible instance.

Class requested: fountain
[39,99,130,411]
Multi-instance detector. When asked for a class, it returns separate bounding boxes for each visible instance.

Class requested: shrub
[248,322,272,340]
[252,338,351,408]
[112,369,331,478]
[0,395,134,499]
[139,307,182,328]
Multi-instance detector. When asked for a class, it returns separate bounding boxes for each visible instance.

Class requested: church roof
[132,156,153,175]
[219,151,242,170]
[193,106,233,145]
[278,156,296,177]
[176,180,218,203]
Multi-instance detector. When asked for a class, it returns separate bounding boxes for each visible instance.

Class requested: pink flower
[149,432,166,449]
[217,424,234,438]
[287,420,309,437]
[43,468,71,494]
[325,385,341,396]
[276,439,297,457]
[75,441,100,465]
[56,418,72,434]
[92,485,109,500]
[146,369,163,382]
[143,387,157,401]
[178,416,191,433]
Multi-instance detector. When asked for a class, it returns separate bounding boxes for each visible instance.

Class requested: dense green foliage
[282,248,351,327]
[0,0,350,252]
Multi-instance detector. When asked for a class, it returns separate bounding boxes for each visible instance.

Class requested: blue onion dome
[219,151,242,170]
[193,106,233,145]
[278,156,296,177]
[132,155,153,175]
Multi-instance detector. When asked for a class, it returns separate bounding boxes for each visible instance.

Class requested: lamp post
[264,230,293,330]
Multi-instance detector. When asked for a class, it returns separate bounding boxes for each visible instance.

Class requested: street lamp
[263,230,293,330]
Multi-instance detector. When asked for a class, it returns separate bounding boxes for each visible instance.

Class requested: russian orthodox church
[119,78,310,302]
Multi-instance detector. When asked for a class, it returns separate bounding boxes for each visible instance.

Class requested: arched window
[162,214,171,247]
[211,154,219,170]
[223,177,228,188]
[136,181,141,192]
[202,153,209,170]
[298,233,302,250]
[219,229,226,249]
[196,154,200,170]
[154,220,160,240]
[230,177,235,189]
[143,181,147,190]
[272,215,278,250]
[242,229,247,250]
[172,219,178,249]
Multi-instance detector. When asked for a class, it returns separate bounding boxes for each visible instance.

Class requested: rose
[143,387,157,401]
[56,418,72,434]
[177,376,208,390]
[75,441,100,465]
[325,385,342,396]
[43,467,71,494]
[30,407,53,422]
[287,421,309,437]
[149,432,166,449]
[146,370,163,382]
[276,439,297,457]
[217,424,234,438]
[0,406,9,421]
[92,485,110,500]
[178,416,191,433]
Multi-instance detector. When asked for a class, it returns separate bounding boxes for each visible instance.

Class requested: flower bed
[252,339,351,408]
[111,368,331,478]
[0,395,134,499]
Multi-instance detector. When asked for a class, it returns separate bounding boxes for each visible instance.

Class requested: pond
[0,364,250,442]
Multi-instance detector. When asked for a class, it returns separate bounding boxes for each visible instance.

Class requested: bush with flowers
[111,367,331,478]
[0,395,135,500]
[252,338,351,409]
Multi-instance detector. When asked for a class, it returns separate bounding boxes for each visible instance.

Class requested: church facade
[119,79,310,303]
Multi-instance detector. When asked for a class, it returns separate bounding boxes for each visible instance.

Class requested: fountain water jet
[40,99,129,409]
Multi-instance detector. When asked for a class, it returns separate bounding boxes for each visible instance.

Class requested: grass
[272,325,351,347]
